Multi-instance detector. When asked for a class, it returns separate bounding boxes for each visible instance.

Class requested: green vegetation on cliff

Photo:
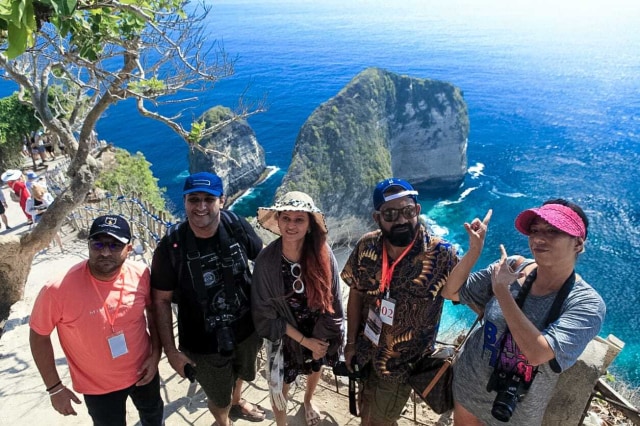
[95,149,167,211]
[280,67,468,239]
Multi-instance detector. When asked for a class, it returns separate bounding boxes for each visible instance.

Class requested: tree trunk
[0,159,95,324]
[0,236,34,321]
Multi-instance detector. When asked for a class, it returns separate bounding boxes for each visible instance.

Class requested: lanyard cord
[91,273,125,333]
[380,232,418,297]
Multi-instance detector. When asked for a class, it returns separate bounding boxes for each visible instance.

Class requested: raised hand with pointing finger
[441,209,494,301]
[446,199,606,426]
[464,209,492,253]
[491,244,525,294]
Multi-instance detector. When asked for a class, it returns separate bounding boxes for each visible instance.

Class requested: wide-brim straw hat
[257,191,328,235]
[1,169,22,182]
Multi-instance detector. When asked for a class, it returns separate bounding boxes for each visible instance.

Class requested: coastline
[227,165,280,209]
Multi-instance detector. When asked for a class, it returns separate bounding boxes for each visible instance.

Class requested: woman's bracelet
[346,341,356,346]
[299,335,305,344]
[45,381,62,392]
[48,386,66,397]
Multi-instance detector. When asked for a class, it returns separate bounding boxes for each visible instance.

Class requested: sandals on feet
[305,404,321,426]
[229,398,266,422]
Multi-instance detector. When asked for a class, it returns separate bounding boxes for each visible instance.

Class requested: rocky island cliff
[277,67,469,242]
[189,106,267,203]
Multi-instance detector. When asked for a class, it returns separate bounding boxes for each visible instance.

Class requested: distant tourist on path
[29,215,164,425]
[0,188,11,230]
[1,169,32,224]
[253,191,344,426]
[151,172,266,426]
[442,199,606,426]
[25,171,48,192]
[26,183,64,252]
[341,178,460,426]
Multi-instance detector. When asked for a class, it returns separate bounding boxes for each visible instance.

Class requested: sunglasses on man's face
[89,240,126,252]
[377,205,418,222]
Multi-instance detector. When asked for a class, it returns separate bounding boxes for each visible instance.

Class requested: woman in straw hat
[252,191,344,426]
[441,199,605,426]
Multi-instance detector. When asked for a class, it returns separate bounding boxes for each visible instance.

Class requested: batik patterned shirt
[341,225,459,383]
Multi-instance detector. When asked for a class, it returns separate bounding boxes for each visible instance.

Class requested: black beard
[381,223,417,247]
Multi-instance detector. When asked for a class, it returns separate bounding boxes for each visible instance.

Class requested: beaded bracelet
[48,386,66,397]
[45,381,62,392]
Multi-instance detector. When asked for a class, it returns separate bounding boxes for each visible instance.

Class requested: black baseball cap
[88,215,132,244]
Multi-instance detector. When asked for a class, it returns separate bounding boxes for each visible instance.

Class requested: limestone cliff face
[279,67,469,242]
[189,106,266,202]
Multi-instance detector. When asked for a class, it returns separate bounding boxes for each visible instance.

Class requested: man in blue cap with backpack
[152,172,266,426]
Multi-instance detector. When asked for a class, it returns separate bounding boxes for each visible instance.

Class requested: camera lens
[491,400,514,422]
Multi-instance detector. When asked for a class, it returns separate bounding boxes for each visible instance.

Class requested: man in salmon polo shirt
[29,215,164,425]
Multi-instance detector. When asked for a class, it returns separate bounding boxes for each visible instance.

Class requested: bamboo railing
[43,160,177,264]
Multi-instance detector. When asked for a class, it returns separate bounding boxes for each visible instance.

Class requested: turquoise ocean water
[3,0,639,385]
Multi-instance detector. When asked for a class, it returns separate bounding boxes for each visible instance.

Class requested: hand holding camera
[333,359,362,380]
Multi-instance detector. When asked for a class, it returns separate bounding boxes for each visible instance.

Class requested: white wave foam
[490,185,527,198]
[175,169,190,180]
[423,215,450,237]
[468,162,485,178]
[436,186,480,206]
[229,166,280,210]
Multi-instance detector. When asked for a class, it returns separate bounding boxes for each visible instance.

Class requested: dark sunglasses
[377,205,418,222]
[89,240,126,252]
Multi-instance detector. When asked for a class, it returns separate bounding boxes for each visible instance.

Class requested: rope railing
[63,192,178,264]
[40,151,179,262]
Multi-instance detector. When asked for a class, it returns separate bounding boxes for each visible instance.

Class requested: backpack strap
[165,211,250,305]
[220,210,249,252]
[166,221,186,304]
[546,272,575,372]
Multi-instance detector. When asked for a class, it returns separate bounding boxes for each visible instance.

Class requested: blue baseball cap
[373,178,418,210]
[183,172,224,197]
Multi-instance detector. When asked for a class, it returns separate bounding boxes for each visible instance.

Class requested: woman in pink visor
[441,199,606,426]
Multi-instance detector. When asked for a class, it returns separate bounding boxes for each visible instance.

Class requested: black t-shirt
[151,214,263,354]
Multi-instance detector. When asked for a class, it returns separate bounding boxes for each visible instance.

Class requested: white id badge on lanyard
[380,297,396,326]
[364,308,382,345]
[108,332,128,358]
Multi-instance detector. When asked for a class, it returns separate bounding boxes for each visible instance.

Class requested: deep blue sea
[3,0,640,386]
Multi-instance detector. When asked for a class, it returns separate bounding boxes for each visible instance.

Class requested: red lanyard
[380,234,417,297]
[91,273,125,333]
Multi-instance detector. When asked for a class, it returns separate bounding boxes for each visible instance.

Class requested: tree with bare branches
[0,0,264,320]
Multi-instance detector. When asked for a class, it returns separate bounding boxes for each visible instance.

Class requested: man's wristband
[45,381,62,392]
[48,386,66,397]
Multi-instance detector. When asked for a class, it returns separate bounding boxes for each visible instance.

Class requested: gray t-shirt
[452,257,606,426]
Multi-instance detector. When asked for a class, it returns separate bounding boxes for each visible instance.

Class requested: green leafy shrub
[95,148,167,211]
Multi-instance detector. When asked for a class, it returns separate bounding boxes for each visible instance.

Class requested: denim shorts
[185,331,262,408]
